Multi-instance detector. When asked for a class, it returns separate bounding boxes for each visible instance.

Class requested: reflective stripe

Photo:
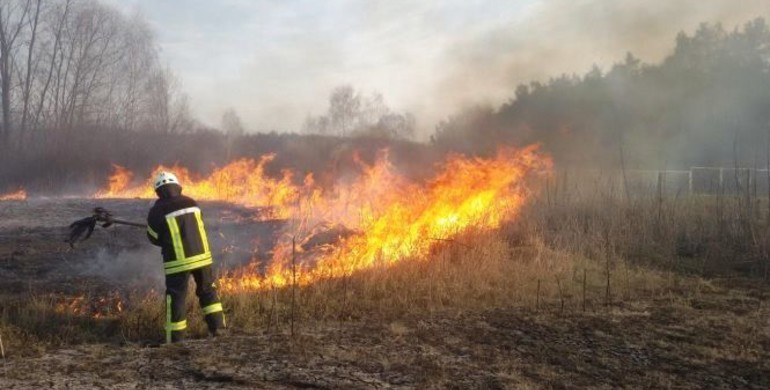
[165,295,172,344]
[166,320,187,331]
[166,217,185,260]
[164,259,213,275]
[147,225,159,239]
[165,207,200,219]
[166,294,187,344]
[194,210,210,254]
[202,302,223,315]
[163,206,212,275]
[163,252,212,269]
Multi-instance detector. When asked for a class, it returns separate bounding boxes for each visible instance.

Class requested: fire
[217,146,551,292]
[0,188,26,201]
[54,293,125,319]
[97,146,550,293]
[96,155,305,219]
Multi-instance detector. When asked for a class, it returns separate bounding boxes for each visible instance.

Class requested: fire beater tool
[66,207,146,248]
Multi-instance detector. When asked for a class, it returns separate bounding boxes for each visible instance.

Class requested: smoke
[427,0,770,130]
[78,247,165,290]
[104,0,770,138]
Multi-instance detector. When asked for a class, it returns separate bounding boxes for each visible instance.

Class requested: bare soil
[0,198,282,296]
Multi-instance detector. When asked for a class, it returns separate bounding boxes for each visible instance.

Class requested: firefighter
[146,171,225,343]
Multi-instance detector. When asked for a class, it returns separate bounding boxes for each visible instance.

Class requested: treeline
[0,0,426,194]
[5,6,770,192]
[303,85,416,140]
[0,0,191,153]
[1,127,435,193]
[431,18,770,168]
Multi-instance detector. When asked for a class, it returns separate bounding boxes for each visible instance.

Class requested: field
[0,190,769,389]
[2,1,770,388]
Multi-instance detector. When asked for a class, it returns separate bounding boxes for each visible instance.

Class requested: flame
[218,146,551,292]
[103,164,134,196]
[97,146,550,294]
[96,155,305,219]
[54,293,125,319]
[0,188,26,201]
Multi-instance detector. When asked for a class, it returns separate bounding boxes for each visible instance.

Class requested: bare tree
[0,0,191,150]
[112,10,157,131]
[375,112,416,139]
[222,107,244,160]
[305,85,415,139]
[142,67,193,134]
[0,0,31,147]
[30,0,71,143]
[222,108,245,137]
[329,85,360,137]
[168,92,193,133]
[18,0,42,148]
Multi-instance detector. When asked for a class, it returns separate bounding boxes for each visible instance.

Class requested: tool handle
[110,219,147,228]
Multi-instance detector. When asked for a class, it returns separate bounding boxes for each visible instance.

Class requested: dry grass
[533,172,770,278]
[2,177,768,350]
[2,184,770,388]
[218,222,680,337]
[1,226,670,349]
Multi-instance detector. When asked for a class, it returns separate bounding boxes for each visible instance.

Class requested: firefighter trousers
[165,265,225,343]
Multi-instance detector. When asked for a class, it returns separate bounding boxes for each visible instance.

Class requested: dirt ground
[1,199,769,389]
[0,198,282,296]
[2,290,769,389]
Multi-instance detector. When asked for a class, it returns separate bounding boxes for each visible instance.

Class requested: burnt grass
[2,294,769,389]
[0,199,769,389]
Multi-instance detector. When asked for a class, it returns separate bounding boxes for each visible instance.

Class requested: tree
[18,0,42,148]
[305,85,415,139]
[0,0,31,147]
[375,112,415,139]
[0,0,191,151]
[222,108,245,137]
[302,114,330,135]
[430,18,770,167]
[328,85,360,137]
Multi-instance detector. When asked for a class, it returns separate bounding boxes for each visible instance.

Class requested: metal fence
[552,167,770,197]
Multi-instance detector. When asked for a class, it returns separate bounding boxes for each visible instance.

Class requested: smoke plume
[427,0,770,132]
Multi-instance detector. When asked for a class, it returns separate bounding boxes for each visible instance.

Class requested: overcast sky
[106,0,770,137]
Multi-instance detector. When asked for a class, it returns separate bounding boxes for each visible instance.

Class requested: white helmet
[153,171,180,190]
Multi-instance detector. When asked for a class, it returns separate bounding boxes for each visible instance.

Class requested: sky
[106,0,770,137]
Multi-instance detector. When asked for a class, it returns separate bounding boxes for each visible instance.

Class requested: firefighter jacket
[146,185,213,275]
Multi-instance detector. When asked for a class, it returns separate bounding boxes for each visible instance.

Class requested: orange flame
[97,146,551,293]
[54,293,125,319]
[0,188,27,201]
[218,146,551,292]
[96,155,305,219]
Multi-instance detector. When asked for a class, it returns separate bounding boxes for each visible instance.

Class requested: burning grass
[1,191,767,390]
[2,156,769,372]
[96,156,303,219]
[3,145,564,349]
[223,227,673,333]
[0,189,26,201]
[0,223,674,351]
[97,146,552,294]
[0,153,770,387]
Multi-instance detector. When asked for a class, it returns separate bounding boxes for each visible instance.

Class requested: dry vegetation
[0,2,768,387]
[1,177,769,388]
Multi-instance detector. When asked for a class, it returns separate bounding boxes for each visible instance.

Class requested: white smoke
[79,246,165,289]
